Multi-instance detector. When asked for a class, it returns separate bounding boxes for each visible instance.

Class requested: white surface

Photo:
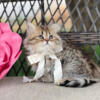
[0,77,100,100]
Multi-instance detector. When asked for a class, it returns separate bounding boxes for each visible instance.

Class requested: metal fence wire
[0,0,100,76]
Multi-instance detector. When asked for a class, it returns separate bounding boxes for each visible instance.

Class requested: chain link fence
[0,0,100,76]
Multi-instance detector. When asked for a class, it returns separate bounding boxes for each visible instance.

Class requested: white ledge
[0,77,100,100]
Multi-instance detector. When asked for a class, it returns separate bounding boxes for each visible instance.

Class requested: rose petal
[0,42,11,74]
[0,51,22,80]
[0,29,1,36]
[0,23,12,35]
[0,42,11,66]
[0,23,22,80]
[0,32,22,58]
[0,23,22,58]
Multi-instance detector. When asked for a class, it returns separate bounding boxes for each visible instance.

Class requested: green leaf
[95,45,100,57]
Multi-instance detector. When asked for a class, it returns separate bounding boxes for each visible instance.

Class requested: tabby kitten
[24,22,100,87]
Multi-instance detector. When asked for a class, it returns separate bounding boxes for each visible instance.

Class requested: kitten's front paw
[23,76,35,83]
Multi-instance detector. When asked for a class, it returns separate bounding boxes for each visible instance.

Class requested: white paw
[23,76,34,83]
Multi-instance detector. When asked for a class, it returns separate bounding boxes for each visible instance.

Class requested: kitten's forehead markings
[45,30,48,36]
[40,25,50,35]
[41,31,43,35]
[48,31,51,35]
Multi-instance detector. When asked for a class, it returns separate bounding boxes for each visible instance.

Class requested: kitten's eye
[39,35,44,39]
[49,35,53,39]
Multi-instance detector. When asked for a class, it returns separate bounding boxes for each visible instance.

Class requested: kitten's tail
[59,78,99,87]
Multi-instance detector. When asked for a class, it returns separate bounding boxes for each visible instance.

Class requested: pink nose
[44,39,49,44]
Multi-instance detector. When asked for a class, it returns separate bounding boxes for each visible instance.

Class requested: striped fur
[60,78,96,87]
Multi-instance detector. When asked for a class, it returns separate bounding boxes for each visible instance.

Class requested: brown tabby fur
[24,22,100,87]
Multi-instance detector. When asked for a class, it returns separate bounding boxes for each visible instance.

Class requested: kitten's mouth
[45,40,49,45]
[46,42,49,45]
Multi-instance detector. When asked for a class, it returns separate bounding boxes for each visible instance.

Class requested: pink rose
[0,23,22,80]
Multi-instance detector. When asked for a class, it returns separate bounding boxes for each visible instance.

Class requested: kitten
[24,22,100,87]
[23,22,63,83]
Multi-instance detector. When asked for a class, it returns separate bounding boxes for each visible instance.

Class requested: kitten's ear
[50,23,61,33]
[26,22,36,34]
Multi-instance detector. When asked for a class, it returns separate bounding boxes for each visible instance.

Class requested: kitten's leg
[49,55,63,85]
[23,59,45,83]
[23,64,37,83]
[39,73,54,83]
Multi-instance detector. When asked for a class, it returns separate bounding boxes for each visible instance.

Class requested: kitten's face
[24,23,63,55]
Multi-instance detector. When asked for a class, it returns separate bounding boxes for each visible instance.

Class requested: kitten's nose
[45,39,49,44]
